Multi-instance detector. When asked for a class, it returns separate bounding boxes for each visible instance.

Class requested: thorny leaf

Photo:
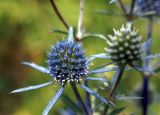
[43,87,65,115]
[83,33,107,40]
[115,95,143,100]
[85,77,109,83]
[87,53,111,62]
[21,62,50,74]
[10,81,53,93]
[80,84,115,107]
[88,66,118,74]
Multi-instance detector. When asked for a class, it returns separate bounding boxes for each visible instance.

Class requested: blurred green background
[0,0,160,115]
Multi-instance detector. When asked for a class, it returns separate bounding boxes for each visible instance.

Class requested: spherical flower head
[106,23,142,66]
[48,40,87,85]
[136,0,160,16]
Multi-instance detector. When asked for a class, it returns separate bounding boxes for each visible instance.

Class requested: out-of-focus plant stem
[141,17,153,115]
[103,66,125,115]
[144,18,153,68]
[76,0,92,114]
[76,0,85,41]
[127,0,136,21]
[130,0,135,16]
[117,0,136,21]
[117,0,126,15]
[141,75,150,115]
[50,0,69,29]
[85,80,92,115]
[70,82,89,115]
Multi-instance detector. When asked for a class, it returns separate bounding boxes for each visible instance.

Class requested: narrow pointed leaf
[68,27,74,42]
[145,53,160,60]
[87,53,111,63]
[132,66,144,72]
[115,95,143,100]
[88,66,118,74]
[85,77,109,83]
[141,38,151,50]
[80,84,115,107]
[109,0,117,4]
[10,81,53,94]
[43,87,64,115]
[137,11,156,17]
[92,62,113,70]
[83,33,107,40]
[92,53,111,59]
[111,68,121,88]
[95,10,122,16]
[21,62,49,74]
[132,66,154,74]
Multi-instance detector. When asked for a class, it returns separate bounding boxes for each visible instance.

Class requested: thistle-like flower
[105,23,142,66]
[10,27,115,115]
[136,0,160,16]
[48,40,87,86]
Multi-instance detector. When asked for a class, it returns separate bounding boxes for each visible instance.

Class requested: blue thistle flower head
[48,40,87,85]
[10,27,115,115]
[136,0,160,16]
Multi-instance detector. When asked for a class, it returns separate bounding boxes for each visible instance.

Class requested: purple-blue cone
[48,40,87,85]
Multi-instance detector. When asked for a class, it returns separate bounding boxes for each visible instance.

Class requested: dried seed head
[136,0,160,15]
[106,23,142,66]
[48,40,87,85]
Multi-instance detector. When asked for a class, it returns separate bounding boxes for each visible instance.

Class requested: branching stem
[50,0,69,29]
[103,66,125,115]
[117,0,127,15]
[127,0,136,21]
[109,66,125,98]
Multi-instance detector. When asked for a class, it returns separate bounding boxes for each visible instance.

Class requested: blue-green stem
[141,17,153,115]
[70,82,89,115]
[103,66,125,115]
[85,80,92,115]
